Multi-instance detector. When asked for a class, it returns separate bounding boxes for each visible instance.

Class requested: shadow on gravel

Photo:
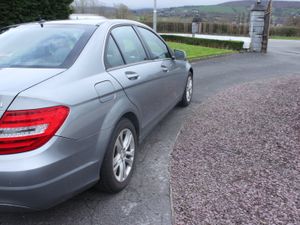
[171,76,300,225]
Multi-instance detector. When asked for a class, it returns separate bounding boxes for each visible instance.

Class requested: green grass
[167,42,236,60]
[270,36,300,40]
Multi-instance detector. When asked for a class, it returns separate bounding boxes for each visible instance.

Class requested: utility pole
[153,0,157,31]
[262,0,272,53]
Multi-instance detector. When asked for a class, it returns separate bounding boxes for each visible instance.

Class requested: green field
[270,36,300,40]
[174,5,247,14]
[167,42,236,60]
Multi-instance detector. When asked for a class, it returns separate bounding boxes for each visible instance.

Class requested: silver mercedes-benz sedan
[0,18,193,211]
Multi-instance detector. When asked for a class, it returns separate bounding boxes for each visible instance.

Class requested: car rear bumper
[0,134,104,211]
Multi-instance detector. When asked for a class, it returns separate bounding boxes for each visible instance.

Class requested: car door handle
[125,71,140,80]
[161,65,169,73]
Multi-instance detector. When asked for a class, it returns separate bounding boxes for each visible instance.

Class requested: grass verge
[167,42,236,60]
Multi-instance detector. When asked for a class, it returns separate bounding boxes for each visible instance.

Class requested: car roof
[45,19,107,26]
[2,19,150,33]
[44,19,146,27]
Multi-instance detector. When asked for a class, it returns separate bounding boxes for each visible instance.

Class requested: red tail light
[0,106,69,155]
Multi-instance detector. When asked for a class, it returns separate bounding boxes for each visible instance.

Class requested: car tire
[179,72,193,107]
[96,118,137,193]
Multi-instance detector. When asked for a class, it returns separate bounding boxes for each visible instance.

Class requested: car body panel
[0,135,102,210]
[108,61,167,131]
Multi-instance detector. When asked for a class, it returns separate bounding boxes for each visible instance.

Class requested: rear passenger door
[136,26,186,103]
[105,26,168,132]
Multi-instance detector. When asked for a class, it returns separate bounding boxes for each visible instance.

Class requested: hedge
[161,35,244,51]
[0,0,73,28]
[270,26,300,37]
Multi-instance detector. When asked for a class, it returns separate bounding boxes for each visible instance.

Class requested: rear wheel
[97,118,137,193]
[179,72,193,107]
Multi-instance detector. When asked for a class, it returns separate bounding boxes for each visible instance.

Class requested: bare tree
[73,0,96,14]
[287,16,300,26]
[96,2,106,16]
[114,4,131,19]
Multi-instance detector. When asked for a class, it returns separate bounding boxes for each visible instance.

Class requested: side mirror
[173,49,187,61]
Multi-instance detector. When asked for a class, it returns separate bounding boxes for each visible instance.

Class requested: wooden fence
[144,22,250,36]
[144,21,300,37]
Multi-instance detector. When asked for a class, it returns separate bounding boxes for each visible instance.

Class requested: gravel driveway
[171,76,300,224]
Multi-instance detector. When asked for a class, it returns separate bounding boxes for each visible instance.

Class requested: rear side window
[111,26,147,64]
[105,35,125,69]
[137,27,171,60]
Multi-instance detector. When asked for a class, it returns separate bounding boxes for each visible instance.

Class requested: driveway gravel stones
[171,76,300,225]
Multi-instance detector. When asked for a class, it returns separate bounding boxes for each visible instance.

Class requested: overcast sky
[100,0,300,9]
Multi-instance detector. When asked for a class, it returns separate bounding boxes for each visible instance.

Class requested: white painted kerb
[161,33,251,49]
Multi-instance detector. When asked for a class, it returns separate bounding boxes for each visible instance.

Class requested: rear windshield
[0,24,96,68]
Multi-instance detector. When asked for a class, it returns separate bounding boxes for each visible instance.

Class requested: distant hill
[73,1,300,25]
[219,0,300,24]
[139,0,300,25]
[220,0,300,8]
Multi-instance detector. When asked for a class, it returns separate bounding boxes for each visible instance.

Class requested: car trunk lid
[0,68,65,118]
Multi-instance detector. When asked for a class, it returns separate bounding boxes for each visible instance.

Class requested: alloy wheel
[112,128,135,182]
[186,76,193,102]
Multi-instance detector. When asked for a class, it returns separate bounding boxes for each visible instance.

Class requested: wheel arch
[189,67,194,76]
[120,112,140,142]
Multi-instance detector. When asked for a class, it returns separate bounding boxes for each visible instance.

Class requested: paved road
[1,40,300,225]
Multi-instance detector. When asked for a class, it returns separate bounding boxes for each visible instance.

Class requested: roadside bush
[161,35,244,51]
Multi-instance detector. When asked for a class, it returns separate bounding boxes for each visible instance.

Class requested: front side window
[137,27,171,60]
[111,26,147,64]
[105,35,125,69]
[0,24,95,68]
